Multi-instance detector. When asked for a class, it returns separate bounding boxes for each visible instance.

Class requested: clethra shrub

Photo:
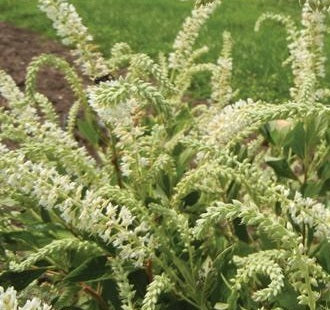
[0,0,329,309]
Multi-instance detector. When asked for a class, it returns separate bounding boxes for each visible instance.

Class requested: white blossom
[0,287,51,310]
[169,1,220,69]
[288,192,330,241]
[200,98,255,146]
[38,0,108,77]
[0,287,18,310]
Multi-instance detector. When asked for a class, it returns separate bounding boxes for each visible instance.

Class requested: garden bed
[0,22,87,121]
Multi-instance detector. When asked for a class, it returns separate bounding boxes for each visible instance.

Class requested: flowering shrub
[0,0,329,309]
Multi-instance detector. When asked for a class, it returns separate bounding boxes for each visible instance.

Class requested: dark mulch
[0,22,89,123]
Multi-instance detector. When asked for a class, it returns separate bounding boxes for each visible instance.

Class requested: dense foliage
[0,0,329,309]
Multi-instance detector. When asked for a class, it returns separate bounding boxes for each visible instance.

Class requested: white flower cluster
[0,103,104,185]
[38,0,108,77]
[129,53,175,93]
[0,70,24,104]
[0,286,51,310]
[89,80,165,182]
[303,0,330,11]
[288,4,326,102]
[88,81,139,127]
[288,192,330,241]
[120,154,133,177]
[211,31,233,107]
[301,3,326,78]
[200,99,256,146]
[141,274,172,310]
[287,250,329,307]
[9,238,102,272]
[88,77,170,125]
[0,149,152,266]
[117,125,146,178]
[38,0,91,46]
[169,1,220,69]
[232,250,287,302]
[255,4,326,103]
[114,220,153,267]
[111,259,136,310]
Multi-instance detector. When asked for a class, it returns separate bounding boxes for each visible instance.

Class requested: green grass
[1,0,329,100]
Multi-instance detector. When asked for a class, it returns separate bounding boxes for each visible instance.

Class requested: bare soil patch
[0,22,89,122]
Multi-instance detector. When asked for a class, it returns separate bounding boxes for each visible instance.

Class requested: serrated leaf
[266,157,297,180]
[101,279,121,309]
[0,269,46,290]
[0,230,53,251]
[64,256,109,282]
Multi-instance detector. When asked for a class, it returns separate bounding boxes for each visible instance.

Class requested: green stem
[303,263,316,310]
[107,125,123,188]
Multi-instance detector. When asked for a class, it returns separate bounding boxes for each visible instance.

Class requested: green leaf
[154,185,170,204]
[304,115,326,149]
[301,181,323,197]
[260,123,274,145]
[77,119,99,145]
[287,122,305,158]
[0,230,53,251]
[177,148,195,177]
[0,269,46,290]
[101,279,121,309]
[320,179,330,195]
[54,284,80,309]
[128,269,149,298]
[319,161,330,180]
[272,282,304,309]
[40,207,52,223]
[266,157,297,180]
[173,106,193,133]
[64,256,109,282]
[182,191,200,206]
[316,241,330,273]
[267,120,292,147]
[233,218,249,243]
[227,181,240,201]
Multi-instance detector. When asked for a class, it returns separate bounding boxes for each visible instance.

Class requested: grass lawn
[1,0,329,101]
